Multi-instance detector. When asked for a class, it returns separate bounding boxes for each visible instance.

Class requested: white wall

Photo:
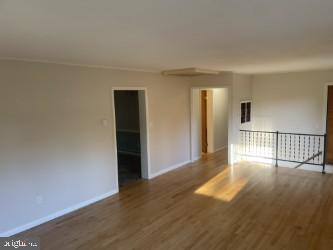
[213,88,228,151]
[0,60,191,235]
[242,70,333,171]
[252,70,333,134]
[230,71,333,165]
[230,74,253,163]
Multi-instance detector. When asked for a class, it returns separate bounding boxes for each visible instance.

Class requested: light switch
[101,119,108,127]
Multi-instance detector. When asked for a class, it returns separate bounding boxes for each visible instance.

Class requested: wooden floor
[18,149,333,249]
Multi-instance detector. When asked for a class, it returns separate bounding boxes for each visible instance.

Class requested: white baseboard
[214,146,227,153]
[0,189,118,237]
[149,160,191,179]
[191,156,201,162]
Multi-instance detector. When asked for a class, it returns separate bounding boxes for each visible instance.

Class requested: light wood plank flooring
[18,150,333,249]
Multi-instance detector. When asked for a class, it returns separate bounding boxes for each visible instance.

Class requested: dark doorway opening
[114,90,142,186]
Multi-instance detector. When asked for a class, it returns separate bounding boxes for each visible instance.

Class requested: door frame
[111,87,151,189]
[190,86,231,163]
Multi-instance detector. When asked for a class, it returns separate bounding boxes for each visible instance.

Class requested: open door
[201,90,208,153]
[326,86,333,164]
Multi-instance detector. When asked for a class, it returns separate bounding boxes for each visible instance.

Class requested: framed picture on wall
[241,100,252,124]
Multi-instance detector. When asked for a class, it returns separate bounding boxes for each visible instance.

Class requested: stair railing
[239,130,327,173]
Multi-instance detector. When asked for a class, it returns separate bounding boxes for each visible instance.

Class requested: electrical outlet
[36,195,43,205]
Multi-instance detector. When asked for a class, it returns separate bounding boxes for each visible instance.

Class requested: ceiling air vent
[161,68,220,76]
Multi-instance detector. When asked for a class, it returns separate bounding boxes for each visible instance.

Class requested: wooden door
[326,86,333,163]
[201,90,208,153]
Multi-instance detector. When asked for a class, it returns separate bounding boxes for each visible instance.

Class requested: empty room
[1,1,333,249]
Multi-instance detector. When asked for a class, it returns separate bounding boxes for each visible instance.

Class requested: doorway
[191,87,229,161]
[326,85,333,164]
[112,89,150,187]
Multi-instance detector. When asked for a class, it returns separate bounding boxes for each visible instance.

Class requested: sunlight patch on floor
[194,168,248,202]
